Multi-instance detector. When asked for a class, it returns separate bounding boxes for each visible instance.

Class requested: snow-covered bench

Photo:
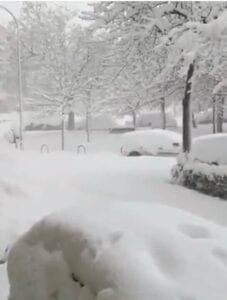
[7,201,227,300]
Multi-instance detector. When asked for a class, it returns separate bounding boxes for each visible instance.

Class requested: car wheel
[127,151,142,157]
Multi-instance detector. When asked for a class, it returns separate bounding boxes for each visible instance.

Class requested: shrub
[171,160,227,199]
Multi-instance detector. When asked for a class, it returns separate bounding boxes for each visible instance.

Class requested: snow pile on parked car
[121,129,182,156]
[7,200,227,300]
[190,133,227,165]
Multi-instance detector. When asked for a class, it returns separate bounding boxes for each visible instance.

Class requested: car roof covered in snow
[123,129,182,140]
[191,133,227,164]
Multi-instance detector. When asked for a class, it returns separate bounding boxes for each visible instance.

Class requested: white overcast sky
[0,1,91,25]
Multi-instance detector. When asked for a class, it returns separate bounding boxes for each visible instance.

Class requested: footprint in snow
[212,247,227,266]
[109,231,123,245]
[177,296,196,300]
[178,223,212,239]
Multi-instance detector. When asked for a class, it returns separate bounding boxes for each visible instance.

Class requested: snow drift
[7,200,227,300]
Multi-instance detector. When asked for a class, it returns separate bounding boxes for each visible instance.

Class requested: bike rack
[40,144,50,153]
[77,144,86,154]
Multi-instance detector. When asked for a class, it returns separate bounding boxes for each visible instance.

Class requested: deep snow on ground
[0,130,227,299]
[8,201,227,300]
[3,123,227,154]
[7,129,125,154]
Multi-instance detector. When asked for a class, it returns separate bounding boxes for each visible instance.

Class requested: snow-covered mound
[8,201,227,300]
[121,129,182,156]
[190,133,227,164]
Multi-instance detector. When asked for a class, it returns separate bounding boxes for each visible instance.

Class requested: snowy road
[0,143,227,298]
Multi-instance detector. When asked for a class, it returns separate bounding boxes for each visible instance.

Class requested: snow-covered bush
[171,152,188,183]
[183,163,227,199]
[4,129,19,145]
[173,161,227,199]
[171,163,184,183]
[172,134,227,199]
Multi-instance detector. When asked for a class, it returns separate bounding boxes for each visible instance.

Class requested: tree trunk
[86,108,91,143]
[216,96,224,133]
[192,112,197,128]
[182,62,194,153]
[212,96,216,134]
[197,102,202,113]
[67,111,75,130]
[132,110,137,130]
[61,110,65,151]
[160,97,166,129]
[173,102,177,118]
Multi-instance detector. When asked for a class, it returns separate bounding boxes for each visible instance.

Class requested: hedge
[171,160,227,199]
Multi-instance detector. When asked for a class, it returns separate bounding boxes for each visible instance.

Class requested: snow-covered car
[196,108,227,124]
[121,129,182,156]
[172,133,227,198]
[190,133,227,165]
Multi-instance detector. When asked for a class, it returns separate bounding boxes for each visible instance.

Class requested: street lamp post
[0,5,23,150]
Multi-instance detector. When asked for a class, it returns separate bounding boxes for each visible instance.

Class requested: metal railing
[77,145,86,154]
[40,144,50,153]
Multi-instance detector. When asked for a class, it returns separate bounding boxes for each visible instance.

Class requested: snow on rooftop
[123,128,181,139]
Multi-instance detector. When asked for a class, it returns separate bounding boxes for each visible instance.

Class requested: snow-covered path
[4,151,226,226]
[1,149,227,299]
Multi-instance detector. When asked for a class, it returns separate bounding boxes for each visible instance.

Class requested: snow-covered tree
[83,2,227,148]
[162,4,227,144]
[73,34,110,142]
[81,2,166,127]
